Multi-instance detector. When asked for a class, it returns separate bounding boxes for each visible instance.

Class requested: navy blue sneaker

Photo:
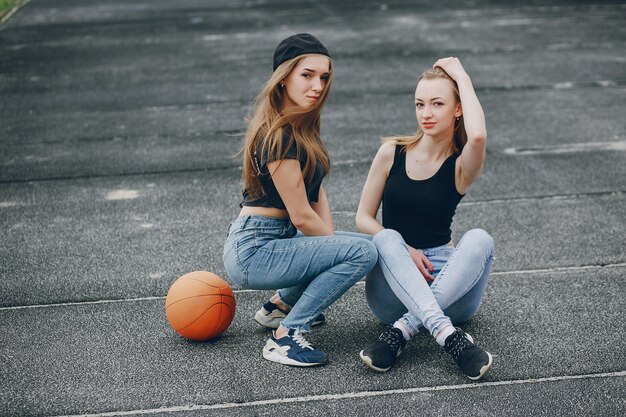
[444,328,493,381]
[262,328,328,367]
[254,300,325,329]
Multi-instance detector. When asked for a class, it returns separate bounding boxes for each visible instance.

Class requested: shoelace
[446,331,472,360]
[291,330,314,350]
[379,328,403,350]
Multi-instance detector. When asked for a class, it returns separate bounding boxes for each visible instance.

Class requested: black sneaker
[359,326,407,372]
[444,328,493,381]
[254,300,325,329]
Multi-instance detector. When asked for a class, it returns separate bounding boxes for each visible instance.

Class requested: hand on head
[433,57,468,82]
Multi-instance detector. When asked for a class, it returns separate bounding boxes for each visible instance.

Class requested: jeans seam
[444,253,488,306]
[258,237,351,253]
[234,236,250,287]
[283,241,373,332]
[435,235,464,280]
[434,229,477,284]
[433,249,493,311]
[317,241,372,305]
[375,230,430,319]
[378,250,429,320]
[326,241,372,301]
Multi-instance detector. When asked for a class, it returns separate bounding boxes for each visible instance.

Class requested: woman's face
[414,78,461,137]
[281,55,331,109]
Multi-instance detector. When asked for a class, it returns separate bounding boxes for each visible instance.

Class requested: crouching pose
[356,58,494,380]
[223,34,377,367]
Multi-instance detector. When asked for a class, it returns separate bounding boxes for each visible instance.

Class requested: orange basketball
[165,271,236,341]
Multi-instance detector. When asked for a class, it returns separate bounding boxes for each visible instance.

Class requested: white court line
[490,263,626,276]
[0,0,31,24]
[52,370,626,417]
[503,140,626,155]
[1,263,624,312]
[0,296,167,311]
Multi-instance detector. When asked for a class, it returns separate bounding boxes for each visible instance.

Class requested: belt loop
[226,221,233,236]
[241,215,251,230]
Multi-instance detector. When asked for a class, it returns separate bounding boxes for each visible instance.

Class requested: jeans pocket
[223,236,248,287]
[230,231,258,285]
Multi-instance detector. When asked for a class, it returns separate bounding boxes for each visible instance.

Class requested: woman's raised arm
[434,57,487,193]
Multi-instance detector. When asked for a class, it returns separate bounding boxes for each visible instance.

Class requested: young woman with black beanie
[223,34,377,367]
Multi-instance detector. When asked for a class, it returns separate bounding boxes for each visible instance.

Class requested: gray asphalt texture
[1,0,625,416]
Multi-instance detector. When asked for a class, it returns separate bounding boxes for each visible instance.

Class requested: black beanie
[272,33,331,71]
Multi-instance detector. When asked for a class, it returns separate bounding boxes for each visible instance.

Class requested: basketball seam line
[179,276,230,290]
[165,294,235,310]
[174,301,232,333]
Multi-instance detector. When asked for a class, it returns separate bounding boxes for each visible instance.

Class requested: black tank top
[382,144,464,249]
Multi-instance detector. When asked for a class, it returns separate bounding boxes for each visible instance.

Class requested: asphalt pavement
[1,1,625,416]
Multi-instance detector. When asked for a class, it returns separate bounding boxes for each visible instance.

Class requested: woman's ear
[455,103,463,118]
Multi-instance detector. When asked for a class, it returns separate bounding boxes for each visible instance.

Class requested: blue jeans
[222,216,378,332]
[366,228,494,339]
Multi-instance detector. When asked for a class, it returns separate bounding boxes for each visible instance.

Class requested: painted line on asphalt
[504,140,626,155]
[51,370,626,417]
[458,190,624,206]
[489,263,626,276]
[1,263,624,312]
[0,296,166,311]
[0,0,31,25]
[474,79,626,94]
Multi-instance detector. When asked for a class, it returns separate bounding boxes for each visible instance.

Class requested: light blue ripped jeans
[366,228,494,339]
[223,215,378,332]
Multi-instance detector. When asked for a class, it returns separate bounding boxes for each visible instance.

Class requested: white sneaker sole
[254,309,325,330]
[359,350,391,372]
[254,309,285,329]
[262,339,326,367]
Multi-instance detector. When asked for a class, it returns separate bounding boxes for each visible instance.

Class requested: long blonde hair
[384,67,467,153]
[240,54,334,199]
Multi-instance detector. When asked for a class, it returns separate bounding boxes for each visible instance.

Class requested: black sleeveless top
[382,145,464,249]
[240,128,326,209]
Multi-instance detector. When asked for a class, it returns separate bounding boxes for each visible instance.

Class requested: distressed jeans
[366,228,494,339]
[223,215,377,331]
